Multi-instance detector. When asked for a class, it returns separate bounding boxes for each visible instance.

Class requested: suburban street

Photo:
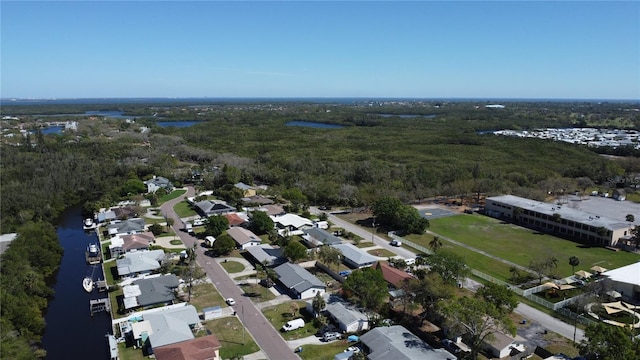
[318,208,585,342]
[161,187,298,360]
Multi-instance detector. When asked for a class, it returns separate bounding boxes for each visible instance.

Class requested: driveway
[161,187,299,360]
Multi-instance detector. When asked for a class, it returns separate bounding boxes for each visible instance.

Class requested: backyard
[202,317,260,359]
[262,301,318,340]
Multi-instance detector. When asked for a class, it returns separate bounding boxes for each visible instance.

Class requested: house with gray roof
[302,228,342,247]
[360,325,457,360]
[245,244,285,267]
[325,302,369,333]
[106,218,147,237]
[116,250,165,278]
[122,274,180,310]
[144,176,174,194]
[331,243,378,269]
[144,305,200,351]
[194,200,235,217]
[274,262,326,299]
[227,227,262,250]
[97,209,117,223]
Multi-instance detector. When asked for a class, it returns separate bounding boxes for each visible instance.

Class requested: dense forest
[1,99,639,357]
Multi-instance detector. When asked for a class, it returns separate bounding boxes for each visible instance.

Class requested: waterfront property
[109,231,155,257]
[153,334,222,360]
[116,250,165,278]
[485,195,632,247]
[122,274,181,310]
[106,218,147,237]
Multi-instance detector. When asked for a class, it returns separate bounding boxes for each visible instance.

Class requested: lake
[33,126,64,135]
[41,207,112,360]
[285,121,344,129]
[155,121,204,128]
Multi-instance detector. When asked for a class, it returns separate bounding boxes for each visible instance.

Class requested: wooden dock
[90,298,111,316]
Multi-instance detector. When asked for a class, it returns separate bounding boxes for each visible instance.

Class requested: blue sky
[1,1,639,99]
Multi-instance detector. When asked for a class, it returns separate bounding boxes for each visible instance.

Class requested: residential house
[270,213,314,236]
[325,302,369,333]
[374,261,413,288]
[142,305,200,352]
[234,182,256,197]
[274,262,326,299]
[194,200,235,217]
[116,250,165,278]
[153,334,222,360]
[97,209,117,224]
[331,243,379,269]
[122,275,180,310]
[109,231,155,257]
[241,195,274,206]
[224,213,248,227]
[145,176,174,194]
[602,262,640,302]
[257,204,285,216]
[113,206,139,219]
[227,227,262,250]
[106,218,147,237]
[482,331,527,359]
[360,325,457,360]
[302,228,342,248]
[245,244,285,267]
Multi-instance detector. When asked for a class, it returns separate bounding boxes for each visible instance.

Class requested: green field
[158,189,187,204]
[203,317,260,359]
[173,201,198,218]
[421,213,640,278]
[262,301,318,340]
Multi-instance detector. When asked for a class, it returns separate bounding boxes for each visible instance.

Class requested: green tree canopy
[249,210,274,235]
[425,250,470,286]
[204,215,229,238]
[212,234,235,255]
[120,178,146,197]
[372,196,428,234]
[578,322,639,360]
[476,282,518,315]
[283,240,307,263]
[342,267,388,311]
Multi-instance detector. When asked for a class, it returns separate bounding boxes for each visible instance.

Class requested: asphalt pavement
[161,187,299,360]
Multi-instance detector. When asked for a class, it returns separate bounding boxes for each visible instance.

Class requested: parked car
[390,239,402,247]
[442,339,462,354]
[322,331,342,342]
[345,346,360,354]
[316,324,337,336]
[338,270,352,277]
[225,298,236,306]
[282,318,305,332]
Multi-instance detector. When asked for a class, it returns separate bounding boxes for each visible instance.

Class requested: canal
[41,207,112,360]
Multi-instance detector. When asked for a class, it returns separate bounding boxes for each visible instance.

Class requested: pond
[285,121,344,129]
[373,114,437,119]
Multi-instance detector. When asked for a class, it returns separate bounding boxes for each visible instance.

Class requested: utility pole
[371,217,376,243]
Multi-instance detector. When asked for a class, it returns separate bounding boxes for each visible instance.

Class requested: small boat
[83,276,94,293]
[88,243,99,257]
[83,217,96,230]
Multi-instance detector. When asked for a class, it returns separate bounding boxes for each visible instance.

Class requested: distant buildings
[491,127,640,149]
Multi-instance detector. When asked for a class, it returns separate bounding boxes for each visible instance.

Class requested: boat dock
[85,248,102,264]
[90,298,111,316]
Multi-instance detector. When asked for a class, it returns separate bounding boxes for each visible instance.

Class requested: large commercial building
[485,195,632,246]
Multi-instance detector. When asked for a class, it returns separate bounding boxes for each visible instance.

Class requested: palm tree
[312,293,326,317]
[569,256,580,274]
[429,236,442,253]
[509,266,520,283]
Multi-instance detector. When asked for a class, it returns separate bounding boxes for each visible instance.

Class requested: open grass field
[203,317,260,359]
[158,189,187,204]
[424,213,640,278]
[298,340,353,360]
[188,282,225,311]
[173,201,198,218]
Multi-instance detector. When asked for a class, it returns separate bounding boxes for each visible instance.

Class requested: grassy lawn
[367,248,397,258]
[221,260,247,273]
[117,343,147,360]
[298,341,353,360]
[239,283,276,302]
[158,189,187,204]
[188,282,225,312]
[173,201,198,218]
[202,317,260,359]
[425,213,640,277]
[355,241,376,248]
[262,301,318,340]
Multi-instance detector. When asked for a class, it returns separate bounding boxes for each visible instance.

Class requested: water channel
[41,207,111,360]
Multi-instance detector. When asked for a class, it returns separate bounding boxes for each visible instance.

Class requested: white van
[405,258,415,266]
[282,318,305,332]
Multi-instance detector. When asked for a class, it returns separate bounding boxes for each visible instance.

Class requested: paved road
[161,187,297,360]
[318,207,585,343]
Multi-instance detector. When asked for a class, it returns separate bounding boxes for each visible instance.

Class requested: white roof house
[116,250,165,277]
[227,227,262,250]
[270,213,314,236]
[325,302,369,333]
[602,262,640,302]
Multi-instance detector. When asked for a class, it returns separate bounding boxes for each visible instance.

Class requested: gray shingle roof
[274,262,325,294]
[331,243,378,266]
[116,250,165,276]
[303,228,342,246]
[145,305,199,349]
[133,275,180,307]
[361,325,457,360]
[326,302,367,327]
[107,218,146,234]
[245,244,284,266]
